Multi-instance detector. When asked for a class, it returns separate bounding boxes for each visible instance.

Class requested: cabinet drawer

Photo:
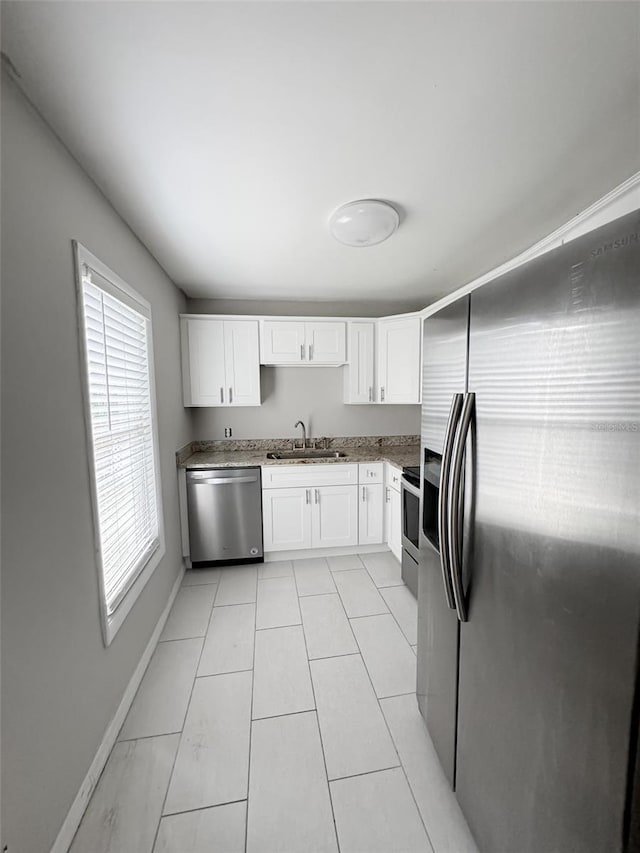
[358,462,384,483]
[386,462,402,492]
[261,463,358,489]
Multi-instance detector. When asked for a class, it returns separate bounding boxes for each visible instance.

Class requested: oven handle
[400,478,421,499]
[448,392,474,623]
[438,394,463,610]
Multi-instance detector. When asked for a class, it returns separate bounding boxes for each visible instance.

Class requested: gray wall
[192,366,421,440]
[1,77,191,852]
[188,300,421,440]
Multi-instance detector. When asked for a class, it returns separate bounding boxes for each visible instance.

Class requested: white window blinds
[80,264,160,617]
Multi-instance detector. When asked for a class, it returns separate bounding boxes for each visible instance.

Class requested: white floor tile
[311,654,399,780]
[351,614,416,698]
[163,671,252,814]
[70,735,179,853]
[300,593,358,659]
[361,550,404,587]
[333,569,389,618]
[327,554,364,572]
[160,584,217,641]
[331,767,433,853]
[256,575,301,629]
[215,565,257,606]
[380,584,418,645]
[258,560,293,579]
[294,557,336,596]
[381,694,479,853]
[198,603,255,676]
[247,712,338,853]
[154,802,246,853]
[183,567,221,586]
[252,625,315,719]
[119,639,202,740]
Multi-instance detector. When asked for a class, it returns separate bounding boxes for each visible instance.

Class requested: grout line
[255,621,302,631]
[213,599,257,608]
[158,633,205,642]
[328,763,402,784]
[251,705,317,723]
[245,583,258,853]
[196,667,253,679]
[117,730,182,744]
[152,603,211,846]
[295,570,341,853]
[161,798,248,819]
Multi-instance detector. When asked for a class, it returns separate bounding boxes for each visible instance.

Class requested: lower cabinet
[359,484,384,545]
[385,462,402,561]
[263,483,358,552]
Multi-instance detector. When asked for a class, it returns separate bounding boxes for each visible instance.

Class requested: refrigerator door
[456,211,640,853]
[417,295,469,787]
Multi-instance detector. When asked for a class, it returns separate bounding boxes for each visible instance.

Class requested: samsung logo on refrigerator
[590,231,639,257]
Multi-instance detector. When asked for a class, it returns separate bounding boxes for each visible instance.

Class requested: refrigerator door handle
[438,393,463,610]
[448,391,475,623]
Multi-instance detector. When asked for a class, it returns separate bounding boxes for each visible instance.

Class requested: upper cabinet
[260,320,346,365]
[181,317,261,407]
[377,316,422,404]
[344,316,422,405]
[344,321,376,404]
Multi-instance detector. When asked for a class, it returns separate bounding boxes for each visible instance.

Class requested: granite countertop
[177,435,419,471]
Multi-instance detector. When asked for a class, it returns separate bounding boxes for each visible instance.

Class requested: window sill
[102,543,166,646]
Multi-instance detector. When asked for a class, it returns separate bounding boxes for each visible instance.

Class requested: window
[74,242,164,645]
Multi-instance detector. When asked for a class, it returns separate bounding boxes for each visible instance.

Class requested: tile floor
[69,551,478,853]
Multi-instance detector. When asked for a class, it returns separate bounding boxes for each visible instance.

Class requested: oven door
[401,477,420,561]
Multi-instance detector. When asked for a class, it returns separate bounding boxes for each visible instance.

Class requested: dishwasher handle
[187,473,259,486]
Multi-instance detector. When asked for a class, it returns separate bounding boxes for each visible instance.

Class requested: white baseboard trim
[50,566,185,853]
[265,543,389,562]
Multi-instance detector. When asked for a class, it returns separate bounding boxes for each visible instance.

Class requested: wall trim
[419,171,640,319]
[49,566,185,853]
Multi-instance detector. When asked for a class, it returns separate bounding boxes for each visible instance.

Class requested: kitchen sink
[266,450,348,460]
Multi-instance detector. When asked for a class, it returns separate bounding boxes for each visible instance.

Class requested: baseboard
[50,566,185,853]
[265,543,389,562]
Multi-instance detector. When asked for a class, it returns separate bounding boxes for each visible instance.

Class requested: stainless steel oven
[401,466,421,596]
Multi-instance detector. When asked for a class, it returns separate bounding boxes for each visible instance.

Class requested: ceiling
[2,2,639,309]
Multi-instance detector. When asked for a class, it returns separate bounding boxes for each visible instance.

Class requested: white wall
[1,76,191,853]
[191,365,420,440]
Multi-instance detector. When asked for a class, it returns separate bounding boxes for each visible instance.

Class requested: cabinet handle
[380,386,385,402]
[386,487,391,503]
[368,386,373,402]
[220,387,224,404]
[315,488,319,505]
[308,344,313,361]
[228,387,233,404]
[306,489,310,505]
[362,486,366,502]
[300,344,305,361]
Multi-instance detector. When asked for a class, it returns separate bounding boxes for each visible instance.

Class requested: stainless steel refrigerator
[417,209,640,853]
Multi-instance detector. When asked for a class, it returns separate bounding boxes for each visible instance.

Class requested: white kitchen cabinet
[359,483,384,545]
[261,320,346,365]
[262,487,313,551]
[377,316,422,404]
[344,321,376,404]
[181,317,260,407]
[385,462,402,561]
[312,485,359,548]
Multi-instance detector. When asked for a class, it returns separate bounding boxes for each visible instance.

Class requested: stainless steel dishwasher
[186,467,263,565]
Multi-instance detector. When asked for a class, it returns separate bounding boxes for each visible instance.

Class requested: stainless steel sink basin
[266,450,348,460]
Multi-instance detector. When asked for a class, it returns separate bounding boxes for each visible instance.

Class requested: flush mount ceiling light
[329,199,400,247]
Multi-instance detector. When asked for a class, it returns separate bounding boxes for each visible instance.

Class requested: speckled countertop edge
[176,435,419,471]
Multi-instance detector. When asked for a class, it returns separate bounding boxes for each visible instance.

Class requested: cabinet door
[359,484,384,545]
[262,488,312,552]
[224,321,261,406]
[182,318,226,406]
[388,487,402,561]
[311,485,358,548]
[345,322,375,403]
[305,322,346,364]
[378,317,422,404]
[261,321,306,364]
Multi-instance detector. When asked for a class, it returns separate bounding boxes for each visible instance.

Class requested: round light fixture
[329,199,399,247]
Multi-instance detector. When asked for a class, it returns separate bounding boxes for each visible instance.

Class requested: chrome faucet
[294,420,307,449]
